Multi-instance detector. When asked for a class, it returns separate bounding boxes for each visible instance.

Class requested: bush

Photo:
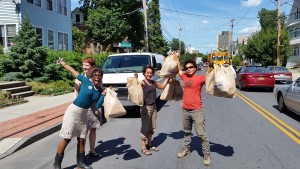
[28,80,73,95]
[0,72,23,81]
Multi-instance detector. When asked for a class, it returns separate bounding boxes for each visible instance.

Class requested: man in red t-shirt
[175,51,211,166]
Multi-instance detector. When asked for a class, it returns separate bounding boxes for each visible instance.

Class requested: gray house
[0,0,72,52]
[286,0,300,68]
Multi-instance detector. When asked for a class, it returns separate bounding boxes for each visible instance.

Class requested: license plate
[279,74,284,76]
[258,77,264,80]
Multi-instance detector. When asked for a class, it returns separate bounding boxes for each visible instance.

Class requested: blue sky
[71,0,293,54]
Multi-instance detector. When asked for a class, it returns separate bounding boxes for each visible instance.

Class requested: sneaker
[177,147,190,158]
[203,153,211,166]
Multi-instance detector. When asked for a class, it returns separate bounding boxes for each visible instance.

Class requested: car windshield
[102,55,150,73]
[269,67,288,71]
[244,67,269,73]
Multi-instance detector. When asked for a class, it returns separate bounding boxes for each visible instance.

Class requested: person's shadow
[64,137,141,169]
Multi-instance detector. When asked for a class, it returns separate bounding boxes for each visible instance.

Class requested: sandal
[147,145,159,152]
[141,149,152,156]
[88,151,103,158]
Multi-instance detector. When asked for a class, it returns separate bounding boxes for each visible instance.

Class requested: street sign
[119,42,132,48]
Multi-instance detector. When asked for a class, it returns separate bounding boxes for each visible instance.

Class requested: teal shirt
[73,74,104,109]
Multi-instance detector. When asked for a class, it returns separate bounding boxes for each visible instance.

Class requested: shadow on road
[272,105,300,122]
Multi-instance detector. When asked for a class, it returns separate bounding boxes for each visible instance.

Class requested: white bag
[173,80,183,101]
[159,54,179,78]
[104,88,127,118]
[127,77,144,106]
[160,79,183,101]
[205,64,236,98]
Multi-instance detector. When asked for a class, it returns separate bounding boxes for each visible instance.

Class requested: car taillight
[270,75,274,78]
[286,73,292,76]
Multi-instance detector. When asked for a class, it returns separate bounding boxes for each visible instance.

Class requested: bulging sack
[160,79,183,101]
[127,77,144,106]
[205,64,236,98]
[159,54,179,78]
[104,88,127,118]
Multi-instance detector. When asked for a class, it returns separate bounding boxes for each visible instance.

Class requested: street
[0,70,300,169]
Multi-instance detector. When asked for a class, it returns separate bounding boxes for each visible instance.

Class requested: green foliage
[201,54,209,62]
[0,89,28,108]
[169,38,186,54]
[72,26,86,53]
[232,56,241,66]
[147,0,168,54]
[93,52,111,68]
[239,9,291,66]
[28,80,73,95]
[0,45,3,54]
[0,72,23,81]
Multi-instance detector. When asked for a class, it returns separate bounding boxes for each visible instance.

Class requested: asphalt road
[0,70,299,169]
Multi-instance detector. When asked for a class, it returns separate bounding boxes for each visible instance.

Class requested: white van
[102,52,164,106]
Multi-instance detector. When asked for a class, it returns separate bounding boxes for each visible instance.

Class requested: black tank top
[143,79,156,105]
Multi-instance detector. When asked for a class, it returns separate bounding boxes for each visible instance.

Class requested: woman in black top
[138,66,169,156]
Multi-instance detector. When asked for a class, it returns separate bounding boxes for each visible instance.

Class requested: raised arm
[58,60,79,78]
[155,78,170,89]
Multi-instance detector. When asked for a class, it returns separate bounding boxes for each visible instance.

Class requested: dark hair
[142,65,154,75]
[182,59,196,69]
[91,68,103,77]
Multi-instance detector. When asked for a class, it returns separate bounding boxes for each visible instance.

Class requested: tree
[147,0,168,54]
[72,26,86,53]
[240,9,291,66]
[84,0,144,51]
[169,38,185,54]
[8,16,48,80]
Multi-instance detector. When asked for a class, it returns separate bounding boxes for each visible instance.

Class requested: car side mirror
[156,63,162,70]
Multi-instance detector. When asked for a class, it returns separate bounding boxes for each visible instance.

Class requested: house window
[0,25,4,47]
[35,27,43,46]
[48,30,54,49]
[7,25,16,47]
[75,14,80,23]
[57,0,67,15]
[57,0,62,14]
[47,0,53,11]
[27,0,33,4]
[58,32,68,51]
[35,0,41,7]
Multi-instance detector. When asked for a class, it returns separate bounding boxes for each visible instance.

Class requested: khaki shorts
[140,105,157,140]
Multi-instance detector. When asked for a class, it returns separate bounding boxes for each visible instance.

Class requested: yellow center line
[236,92,300,145]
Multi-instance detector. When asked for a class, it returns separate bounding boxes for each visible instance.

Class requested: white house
[286,0,300,67]
[0,0,72,52]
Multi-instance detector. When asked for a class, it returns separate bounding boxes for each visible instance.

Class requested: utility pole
[179,26,182,53]
[142,0,149,52]
[277,0,281,66]
[230,19,235,57]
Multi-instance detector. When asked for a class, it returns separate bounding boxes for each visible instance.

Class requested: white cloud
[239,26,261,34]
[202,20,209,24]
[241,0,262,7]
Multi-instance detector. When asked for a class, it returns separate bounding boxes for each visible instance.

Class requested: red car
[235,66,275,90]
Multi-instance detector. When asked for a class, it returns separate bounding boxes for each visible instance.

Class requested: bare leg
[89,128,96,153]
[77,137,86,153]
[56,138,71,155]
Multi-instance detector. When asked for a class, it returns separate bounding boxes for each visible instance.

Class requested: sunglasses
[185,66,194,70]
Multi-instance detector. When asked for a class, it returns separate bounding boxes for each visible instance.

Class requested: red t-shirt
[181,73,206,110]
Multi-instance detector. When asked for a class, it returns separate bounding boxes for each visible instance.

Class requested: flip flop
[147,145,159,152]
[141,149,152,156]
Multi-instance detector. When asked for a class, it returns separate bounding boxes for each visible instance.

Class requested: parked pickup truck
[102,52,164,107]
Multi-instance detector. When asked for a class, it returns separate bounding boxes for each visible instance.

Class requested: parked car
[274,77,300,115]
[102,52,163,106]
[235,66,275,90]
[266,66,292,83]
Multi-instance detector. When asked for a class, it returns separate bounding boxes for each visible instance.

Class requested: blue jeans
[182,108,210,154]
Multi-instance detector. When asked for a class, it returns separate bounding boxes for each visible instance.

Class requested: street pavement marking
[237,92,300,145]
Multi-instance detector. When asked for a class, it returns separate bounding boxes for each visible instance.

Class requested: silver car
[266,66,292,83]
[274,77,300,115]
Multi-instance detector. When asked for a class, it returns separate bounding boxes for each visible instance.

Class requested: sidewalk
[0,93,73,159]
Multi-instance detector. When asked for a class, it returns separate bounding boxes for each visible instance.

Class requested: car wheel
[278,94,287,113]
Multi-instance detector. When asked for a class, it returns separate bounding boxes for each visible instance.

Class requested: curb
[0,122,62,160]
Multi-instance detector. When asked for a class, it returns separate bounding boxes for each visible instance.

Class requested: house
[286,0,300,68]
[0,0,72,52]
